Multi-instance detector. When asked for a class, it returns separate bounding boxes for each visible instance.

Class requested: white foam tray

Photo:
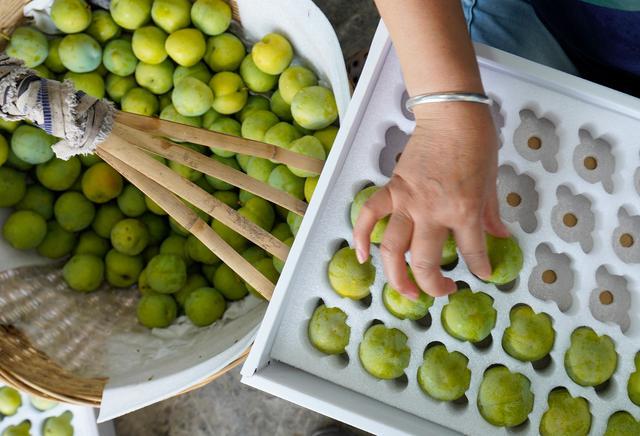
[241,22,640,435]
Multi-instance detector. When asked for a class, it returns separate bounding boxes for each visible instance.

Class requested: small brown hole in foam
[563,213,578,228]
[599,290,614,305]
[527,136,542,150]
[583,156,598,170]
[506,192,522,207]
[542,270,557,284]
[620,233,634,248]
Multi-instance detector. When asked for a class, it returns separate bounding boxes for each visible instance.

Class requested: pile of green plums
[1,0,342,330]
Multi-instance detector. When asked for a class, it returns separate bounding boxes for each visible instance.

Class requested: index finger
[454,218,491,280]
[353,186,392,263]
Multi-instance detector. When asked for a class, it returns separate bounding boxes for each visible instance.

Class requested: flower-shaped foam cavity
[572,129,615,193]
[612,207,640,264]
[513,109,559,173]
[488,93,505,148]
[551,185,595,253]
[400,90,414,121]
[497,164,538,233]
[528,243,574,311]
[635,158,640,197]
[378,125,410,177]
[589,265,631,332]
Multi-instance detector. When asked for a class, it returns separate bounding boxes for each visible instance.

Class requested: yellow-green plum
[37,222,76,259]
[251,33,293,75]
[75,230,109,257]
[349,186,388,244]
[0,133,7,166]
[304,176,318,203]
[242,245,267,263]
[146,253,187,293]
[237,95,270,123]
[272,236,293,273]
[240,54,278,93]
[264,122,302,150]
[111,218,149,255]
[293,119,313,135]
[288,135,326,177]
[105,249,144,287]
[291,86,338,130]
[204,33,245,72]
[16,185,54,219]
[106,73,136,103]
[137,293,177,328]
[58,33,101,72]
[279,65,318,104]
[63,254,104,292]
[441,233,458,265]
[441,288,496,343]
[213,190,239,209]
[168,200,207,236]
[209,72,248,114]
[174,274,208,306]
[80,153,101,167]
[382,269,434,320]
[287,210,303,236]
[42,411,74,436]
[191,0,231,36]
[0,386,22,416]
[185,287,226,326]
[477,366,533,427]
[7,26,48,67]
[246,157,276,183]
[117,184,147,217]
[141,213,169,244]
[87,10,121,44]
[539,388,591,436]
[205,154,241,190]
[246,257,280,298]
[268,165,305,200]
[239,197,275,231]
[6,148,33,171]
[308,305,350,354]
[145,195,167,215]
[174,62,212,85]
[160,104,202,129]
[604,411,640,436]
[121,87,159,115]
[172,76,213,116]
[627,352,640,406]
[51,0,91,33]
[10,124,56,165]
[32,64,52,79]
[103,38,137,75]
[55,191,95,232]
[64,71,105,98]
[135,59,174,94]
[158,92,172,110]
[36,157,81,191]
[212,263,246,300]
[82,162,123,203]
[3,420,31,436]
[503,305,555,362]
[208,116,241,156]
[160,234,188,260]
[0,167,25,208]
[328,246,375,299]
[418,344,471,401]
[131,26,167,64]
[211,219,248,252]
[30,395,58,412]
[359,324,410,379]
[241,110,279,142]
[2,210,47,249]
[270,89,293,121]
[151,0,191,33]
[92,203,124,238]
[486,234,523,284]
[165,28,206,67]
[0,119,20,134]
[45,38,66,74]
[110,0,152,30]
[314,126,338,153]
[137,268,152,295]
[186,234,219,265]
[565,326,617,387]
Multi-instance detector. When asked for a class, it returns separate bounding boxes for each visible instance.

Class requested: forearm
[375,0,483,100]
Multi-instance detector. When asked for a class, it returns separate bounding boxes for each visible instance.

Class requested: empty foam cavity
[612,207,640,263]
[528,243,574,311]
[488,93,505,148]
[498,164,539,233]
[513,109,560,173]
[589,265,631,333]
[378,125,410,177]
[550,185,595,253]
[573,129,615,193]
[400,90,414,121]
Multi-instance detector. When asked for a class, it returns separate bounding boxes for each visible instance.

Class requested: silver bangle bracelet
[405,92,492,113]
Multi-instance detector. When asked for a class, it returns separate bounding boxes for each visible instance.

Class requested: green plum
[146,253,187,293]
[32,64,53,79]
[151,0,191,33]
[271,222,293,241]
[502,305,555,362]
[314,126,338,153]
[186,234,219,264]
[328,247,375,299]
[238,189,255,206]
[185,287,226,326]
[604,411,640,436]
[105,249,144,287]
[80,154,101,167]
[418,344,470,401]
[75,230,109,257]
[145,195,167,215]
[160,104,202,129]
[0,133,8,166]
[288,135,326,177]
[111,218,149,255]
[82,162,123,203]
[241,110,279,141]
[3,420,31,436]
[477,366,533,427]
[135,59,174,94]
[87,9,121,44]
[273,236,293,273]
[202,108,222,129]
[211,220,248,252]
[16,185,54,219]
[212,263,246,300]
[204,33,245,72]
[209,71,248,114]
[270,90,293,121]
[63,254,104,292]
[160,234,188,260]
[106,73,136,103]
[6,149,33,171]
[268,165,305,200]
[191,0,231,36]
[304,176,319,203]
[237,95,270,122]
[264,122,302,149]
[91,203,124,238]
[51,0,91,33]
[63,71,105,98]
[131,26,167,64]
[627,352,640,406]
[43,411,74,436]
[137,293,177,328]
[246,157,276,183]
[36,157,81,191]
[174,62,212,85]
[103,38,137,76]
[382,269,434,320]
[55,192,95,231]
[441,233,458,265]
[2,210,46,249]
[279,65,318,104]
[287,210,303,236]
[0,119,20,134]
[37,221,77,259]
[441,288,496,343]
[0,167,26,207]
[6,26,48,68]
[141,213,169,244]
[242,245,267,263]
[251,33,292,75]
[172,76,213,116]
[0,386,21,416]
[137,268,152,294]
[565,326,617,387]
[121,87,159,115]
[110,0,152,30]
[30,395,58,411]
[208,117,241,156]
[45,37,66,73]
[246,257,279,298]
[238,197,275,231]
[10,124,56,165]
[308,304,350,354]
[174,274,208,306]
[359,324,410,379]
[165,28,206,67]
[205,154,241,190]
[117,184,147,217]
[291,86,338,130]
[486,234,523,284]
[58,33,101,73]
[539,388,591,436]
[240,54,278,93]
[213,190,239,209]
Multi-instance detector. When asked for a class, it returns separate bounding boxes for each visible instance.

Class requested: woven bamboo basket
[0,0,346,408]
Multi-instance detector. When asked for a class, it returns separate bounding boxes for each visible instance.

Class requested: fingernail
[356,247,366,264]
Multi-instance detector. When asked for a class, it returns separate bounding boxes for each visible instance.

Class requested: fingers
[380,211,419,299]
[455,218,491,280]
[353,187,392,263]
[410,223,456,297]
[483,189,511,238]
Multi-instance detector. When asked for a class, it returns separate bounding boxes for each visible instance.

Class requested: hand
[353,102,510,299]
